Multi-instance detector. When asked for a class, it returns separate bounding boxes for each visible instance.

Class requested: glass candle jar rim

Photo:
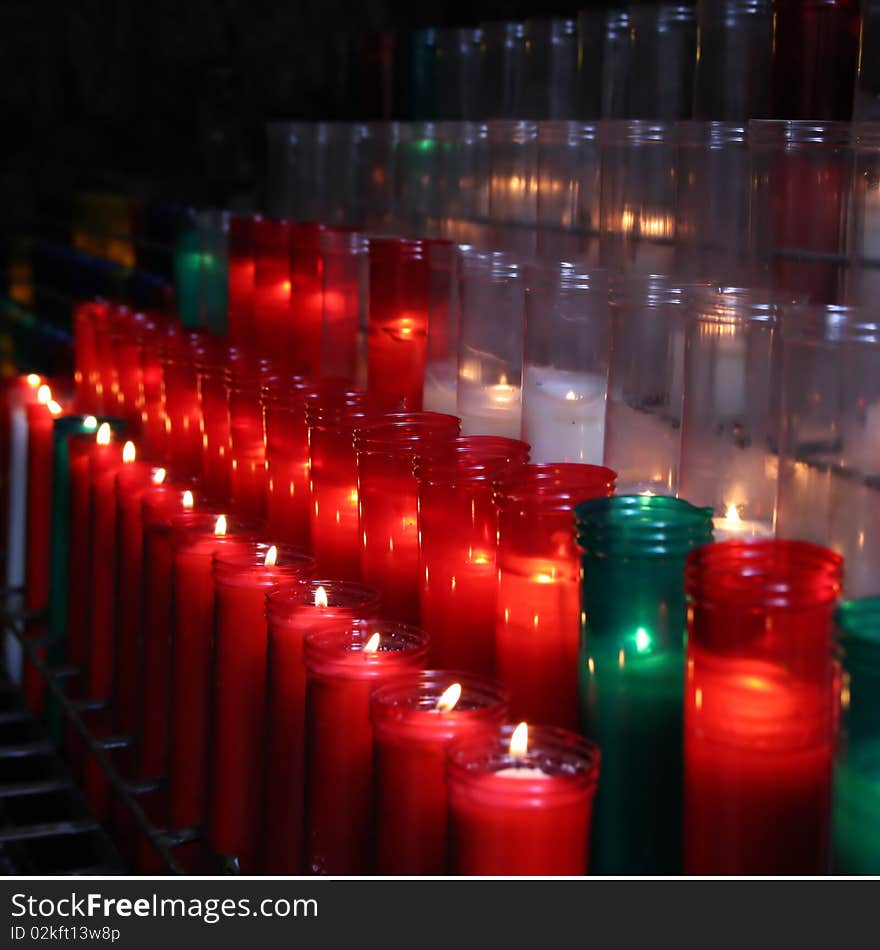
[354,413,460,451]
[487,119,538,143]
[748,119,852,148]
[479,19,526,39]
[368,236,428,262]
[696,0,771,21]
[523,15,577,36]
[536,121,599,145]
[495,463,617,504]
[575,495,715,538]
[780,304,880,346]
[687,286,798,326]
[610,274,707,308]
[213,541,315,574]
[525,261,608,293]
[435,120,488,144]
[168,510,263,538]
[302,619,430,676]
[266,579,382,619]
[305,398,379,428]
[320,227,368,255]
[261,376,349,408]
[675,122,749,147]
[686,540,843,608]
[371,670,508,717]
[414,436,530,479]
[599,120,675,146]
[459,248,521,281]
[448,723,600,793]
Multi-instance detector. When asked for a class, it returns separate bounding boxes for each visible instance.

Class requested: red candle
[264,579,380,874]
[320,227,368,382]
[448,722,601,875]
[73,301,103,413]
[288,222,326,375]
[168,511,255,870]
[416,436,530,676]
[228,214,258,348]
[367,237,432,410]
[227,352,278,521]
[93,306,118,416]
[306,389,380,580]
[683,539,842,874]
[303,619,430,874]
[139,314,168,461]
[195,344,234,505]
[252,218,293,360]
[112,308,147,439]
[210,542,314,873]
[160,325,204,478]
[372,671,508,875]
[22,386,63,713]
[355,412,460,624]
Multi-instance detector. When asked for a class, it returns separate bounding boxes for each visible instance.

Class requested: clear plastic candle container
[435,122,490,245]
[457,248,525,438]
[479,21,528,119]
[522,263,610,464]
[320,227,368,384]
[846,123,880,305]
[598,8,634,119]
[435,28,483,120]
[523,17,579,119]
[266,121,300,218]
[536,121,601,262]
[423,240,461,415]
[393,122,440,235]
[628,3,698,120]
[679,287,784,539]
[693,0,772,120]
[749,119,853,304]
[777,304,880,597]
[598,120,677,274]
[487,120,538,256]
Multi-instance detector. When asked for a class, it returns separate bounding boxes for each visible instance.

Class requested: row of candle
[6,349,880,875]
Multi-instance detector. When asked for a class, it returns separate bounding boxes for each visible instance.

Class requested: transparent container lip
[599,120,675,146]
[395,121,438,142]
[675,121,748,147]
[575,494,715,527]
[168,511,263,538]
[265,579,381,619]
[487,119,538,144]
[651,3,698,26]
[536,120,599,146]
[459,248,522,281]
[479,20,527,39]
[261,376,349,408]
[371,670,508,716]
[367,235,429,262]
[748,119,852,147]
[609,273,706,307]
[302,620,430,677]
[414,445,529,485]
[696,0,771,19]
[435,120,489,143]
[688,287,791,326]
[213,541,314,572]
[524,15,577,35]
[494,464,617,508]
[524,261,608,292]
[780,304,880,345]
[685,540,843,608]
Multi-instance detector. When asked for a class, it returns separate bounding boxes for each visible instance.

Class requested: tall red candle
[252,218,293,360]
[448,723,601,875]
[92,305,118,416]
[683,539,842,874]
[139,314,168,461]
[372,672,508,875]
[73,301,103,413]
[355,413,460,624]
[210,542,314,873]
[303,619,429,874]
[288,222,326,375]
[494,464,616,730]
[228,214,259,348]
[264,580,380,874]
[320,227,368,382]
[416,436,529,676]
[168,511,255,870]
[160,325,204,478]
[112,308,148,439]
[195,344,233,505]
[367,237,432,410]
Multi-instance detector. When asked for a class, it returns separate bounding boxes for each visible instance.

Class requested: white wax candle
[711,333,747,420]
[422,360,458,415]
[521,366,606,464]
[457,380,522,439]
[712,515,774,542]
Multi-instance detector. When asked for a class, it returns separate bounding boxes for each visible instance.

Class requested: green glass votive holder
[574,494,714,875]
[834,597,880,874]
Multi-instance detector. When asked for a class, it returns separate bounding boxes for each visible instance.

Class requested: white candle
[422,360,458,415]
[521,366,606,464]
[457,378,522,439]
[712,504,774,542]
[603,402,680,495]
[711,331,747,420]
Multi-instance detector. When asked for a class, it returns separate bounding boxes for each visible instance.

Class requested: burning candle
[168,511,255,870]
[252,218,293,360]
[228,214,258,348]
[303,619,429,874]
[210,542,314,873]
[521,368,607,464]
[264,580,380,874]
[447,722,601,875]
[684,539,842,874]
[288,221,326,375]
[576,494,714,874]
[372,672,508,875]
[415,436,530,675]
[494,463,616,729]
[355,413,460,624]
[712,502,776,542]
[367,237,431,410]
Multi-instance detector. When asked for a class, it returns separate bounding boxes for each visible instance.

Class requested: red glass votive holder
[264,580,381,874]
[159,325,204,478]
[448,723,601,875]
[367,237,432,410]
[355,412,460,624]
[73,300,103,413]
[494,463,617,729]
[112,308,149,439]
[252,218,292,360]
[228,214,259,348]
[372,671,508,875]
[683,539,843,874]
[92,306,118,416]
[210,542,315,874]
[195,344,235,505]
[139,313,168,461]
[167,512,256,869]
[227,353,279,520]
[288,222,326,375]
[303,619,430,874]
[416,436,530,676]
[306,390,381,580]
[321,227,368,382]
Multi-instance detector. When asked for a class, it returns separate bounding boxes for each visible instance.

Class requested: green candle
[575,495,713,875]
[833,597,880,874]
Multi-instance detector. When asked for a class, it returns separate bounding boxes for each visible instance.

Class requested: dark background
[0,0,594,230]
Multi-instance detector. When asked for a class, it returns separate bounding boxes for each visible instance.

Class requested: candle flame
[264,544,278,567]
[363,632,381,653]
[83,415,98,430]
[96,422,112,445]
[122,441,136,464]
[37,384,52,405]
[314,585,328,608]
[152,467,167,485]
[214,514,227,537]
[509,722,529,758]
[48,400,63,416]
[26,373,41,387]
[436,682,462,712]
[182,490,194,509]
[724,503,741,523]
[564,390,577,401]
